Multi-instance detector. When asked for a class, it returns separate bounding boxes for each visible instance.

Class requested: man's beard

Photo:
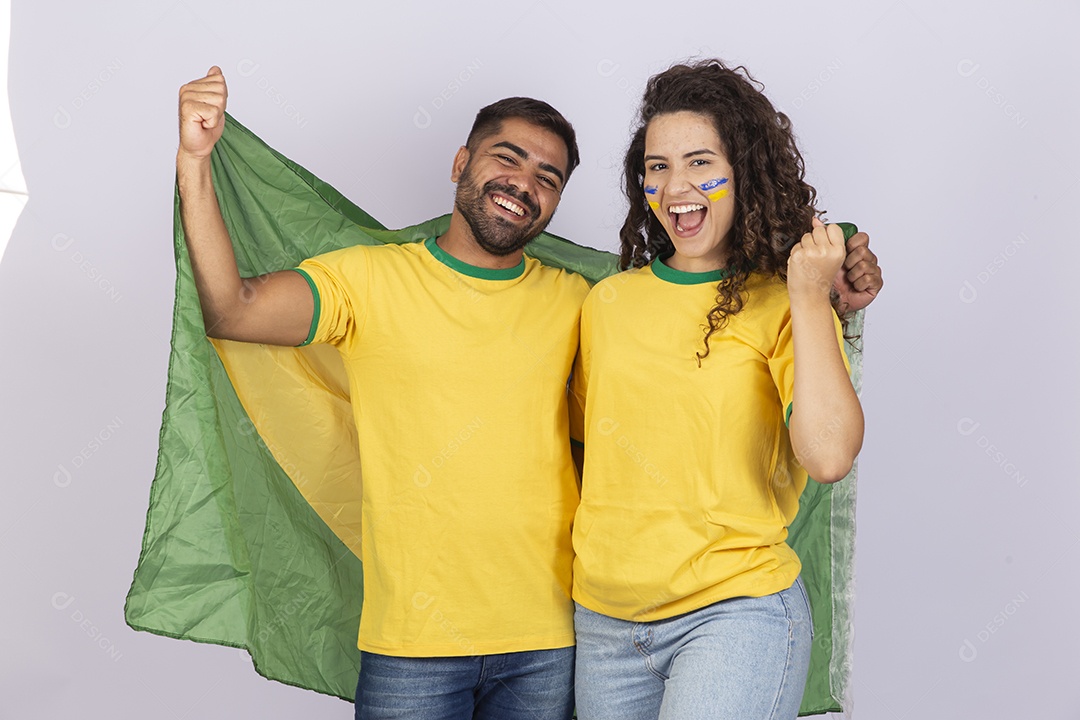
[454,163,551,257]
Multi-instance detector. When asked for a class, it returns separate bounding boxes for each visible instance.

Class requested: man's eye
[539,176,556,188]
[498,154,516,164]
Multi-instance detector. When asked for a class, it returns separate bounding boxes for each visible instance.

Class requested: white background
[2,1,1078,718]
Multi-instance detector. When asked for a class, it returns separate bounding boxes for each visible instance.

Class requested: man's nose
[505,168,536,196]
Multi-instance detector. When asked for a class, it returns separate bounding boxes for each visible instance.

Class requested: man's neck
[437,212,525,270]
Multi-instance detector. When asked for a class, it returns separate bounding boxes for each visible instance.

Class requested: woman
[569,59,865,719]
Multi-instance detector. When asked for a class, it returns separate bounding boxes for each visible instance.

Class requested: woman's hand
[787,218,846,303]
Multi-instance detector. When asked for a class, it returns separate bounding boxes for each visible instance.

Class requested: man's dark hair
[466,97,580,183]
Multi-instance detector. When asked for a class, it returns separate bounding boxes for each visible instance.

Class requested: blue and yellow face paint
[644,184,659,210]
[699,177,729,202]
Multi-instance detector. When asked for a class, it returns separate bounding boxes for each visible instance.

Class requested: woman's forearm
[787,295,864,483]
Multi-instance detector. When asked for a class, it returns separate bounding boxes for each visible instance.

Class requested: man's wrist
[176,151,215,193]
[177,148,213,171]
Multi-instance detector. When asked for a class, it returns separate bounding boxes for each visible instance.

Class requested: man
[176,66,882,720]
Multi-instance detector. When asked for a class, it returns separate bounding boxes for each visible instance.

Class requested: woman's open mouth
[669,203,707,237]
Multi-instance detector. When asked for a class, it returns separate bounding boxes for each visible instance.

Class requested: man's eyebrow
[492,140,566,185]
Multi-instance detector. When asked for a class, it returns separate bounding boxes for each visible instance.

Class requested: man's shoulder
[524,256,592,296]
[304,239,421,267]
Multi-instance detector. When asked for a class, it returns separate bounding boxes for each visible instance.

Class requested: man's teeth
[493,196,526,216]
[669,204,705,214]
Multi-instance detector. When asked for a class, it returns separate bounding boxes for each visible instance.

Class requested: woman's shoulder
[741,271,791,316]
[587,265,653,296]
[744,271,787,294]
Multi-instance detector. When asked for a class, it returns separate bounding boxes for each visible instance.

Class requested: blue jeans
[573,577,813,720]
[355,646,575,720]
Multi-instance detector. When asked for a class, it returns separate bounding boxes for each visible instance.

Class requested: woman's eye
[691,158,709,167]
[648,163,666,172]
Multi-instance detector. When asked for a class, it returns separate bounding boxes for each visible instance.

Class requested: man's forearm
[177,152,246,337]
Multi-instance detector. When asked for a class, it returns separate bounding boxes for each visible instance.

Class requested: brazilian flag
[123,114,863,715]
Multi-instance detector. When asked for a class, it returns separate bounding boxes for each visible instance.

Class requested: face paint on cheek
[644,184,660,209]
[699,177,729,202]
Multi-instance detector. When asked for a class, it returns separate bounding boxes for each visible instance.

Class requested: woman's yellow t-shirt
[570,259,847,622]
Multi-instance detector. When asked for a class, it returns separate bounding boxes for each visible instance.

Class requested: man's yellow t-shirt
[570,258,848,622]
[295,238,589,656]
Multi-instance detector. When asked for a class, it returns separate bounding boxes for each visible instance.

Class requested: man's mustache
[484,181,539,218]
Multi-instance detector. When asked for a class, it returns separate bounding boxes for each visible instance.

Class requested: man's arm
[177,66,313,346]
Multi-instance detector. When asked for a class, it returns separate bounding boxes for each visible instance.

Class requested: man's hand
[833,230,882,314]
[178,66,228,160]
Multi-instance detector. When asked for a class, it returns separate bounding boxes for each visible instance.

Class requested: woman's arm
[786,220,865,483]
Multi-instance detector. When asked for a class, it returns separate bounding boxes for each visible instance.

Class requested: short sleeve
[769,308,850,426]
[294,246,370,347]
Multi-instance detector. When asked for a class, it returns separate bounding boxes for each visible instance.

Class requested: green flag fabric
[124,114,861,715]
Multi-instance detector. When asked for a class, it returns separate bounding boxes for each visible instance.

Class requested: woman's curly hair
[620,59,830,364]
